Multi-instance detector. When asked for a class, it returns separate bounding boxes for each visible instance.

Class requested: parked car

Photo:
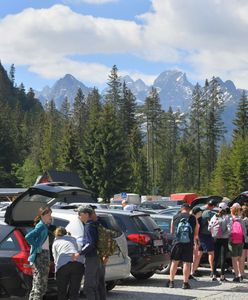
[1,182,130,298]
[190,195,224,209]
[135,200,168,214]
[150,214,174,274]
[159,206,181,216]
[52,202,109,210]
[51,209,131,291]
[98,209,170,280]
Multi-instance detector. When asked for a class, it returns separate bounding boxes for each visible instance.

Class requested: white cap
[218,202,228,210]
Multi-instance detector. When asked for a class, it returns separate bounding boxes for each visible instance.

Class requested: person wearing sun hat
[208,202,230,282]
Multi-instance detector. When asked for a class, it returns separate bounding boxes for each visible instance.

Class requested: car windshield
[133,216,159,232]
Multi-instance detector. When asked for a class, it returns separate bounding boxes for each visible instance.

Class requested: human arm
[81,223,98,255]
[25,221,47,247]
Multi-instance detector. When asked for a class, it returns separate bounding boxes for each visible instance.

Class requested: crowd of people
[166,200,248,289]
[25,205,105,300]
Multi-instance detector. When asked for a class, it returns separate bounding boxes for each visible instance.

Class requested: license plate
[153,239,163,247]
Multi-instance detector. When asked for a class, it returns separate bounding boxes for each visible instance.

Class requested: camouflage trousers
[29,250,50,300]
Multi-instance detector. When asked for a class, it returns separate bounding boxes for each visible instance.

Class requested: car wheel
[106,280,117,291]
[131,271,155,280]
[155,261,171,275]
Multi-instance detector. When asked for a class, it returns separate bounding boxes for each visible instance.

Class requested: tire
[155,261,171,275]
[106,280,117,291]
[131,271,155,280]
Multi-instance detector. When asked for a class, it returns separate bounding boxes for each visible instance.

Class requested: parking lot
[33,268,248,300]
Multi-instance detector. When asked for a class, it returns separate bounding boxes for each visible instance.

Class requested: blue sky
[1,0,248,91]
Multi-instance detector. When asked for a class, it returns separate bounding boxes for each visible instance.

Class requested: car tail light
[127,234,151,245]
[11,230,33,276]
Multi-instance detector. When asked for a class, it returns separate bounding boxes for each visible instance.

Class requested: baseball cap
[77,206,93,214]
[208,199,216,206]
[218,202,228,210]
[191,206,202,215]
[231,203,241,209]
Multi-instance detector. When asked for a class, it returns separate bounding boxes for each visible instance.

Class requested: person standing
[208,202,230,282]
[229,203,246,282]
[166,203,196,289]
[241,206,248,278]
[78,206,101,300]
[121,200,135,211]
[196,200,216,278]
[25,206,52,300]
[52,227,84,300]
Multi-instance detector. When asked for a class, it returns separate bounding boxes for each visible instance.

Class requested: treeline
[0,62,248,200]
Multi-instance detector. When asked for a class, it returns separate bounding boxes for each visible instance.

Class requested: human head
[54,226,67,237]
[218,202,228,211]
[34,206,52,225]
[122,200,128,207]
[87,205,98,221]
[180,203,191,213]
[77,206,94,224]
[191,206,202,218]
[241,206,248,219]
[207,199,216,210]
[230,202,241,216]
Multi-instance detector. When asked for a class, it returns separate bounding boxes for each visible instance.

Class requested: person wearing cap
[190,206,203,279]
[229,202,246,282]
[208,202,230,282]
[195,200,216,278]
[166,203,197,289]
[77,206,101,300]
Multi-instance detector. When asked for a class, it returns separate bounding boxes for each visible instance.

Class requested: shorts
[243,242,248,250]
[170,242,193,263]
[229,243,244,257]
[199,234,215,252]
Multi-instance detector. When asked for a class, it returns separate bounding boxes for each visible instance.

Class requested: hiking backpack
[208,215,223,238]
[176,217,192,243]
[230,219,244,244]
[96,223,119,258]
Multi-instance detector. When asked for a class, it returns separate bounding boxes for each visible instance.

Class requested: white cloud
[1,1,248,88]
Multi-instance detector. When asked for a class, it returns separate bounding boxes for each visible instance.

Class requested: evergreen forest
[0,62,248,201]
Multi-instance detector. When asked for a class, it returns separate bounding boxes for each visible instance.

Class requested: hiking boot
[166,280,174,288]
[233,277,240,282]
[182,282,191,289]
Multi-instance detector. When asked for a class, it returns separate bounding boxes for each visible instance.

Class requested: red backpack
[230,218,244,244]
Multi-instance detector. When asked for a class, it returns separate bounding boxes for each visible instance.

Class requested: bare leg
[192,251,202,274]
[183,262,191,283]
[208,251,214,273]
[169,260,179,281]
[232,257,239,277]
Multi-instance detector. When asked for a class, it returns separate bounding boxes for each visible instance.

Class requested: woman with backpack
[229,203,246,282]
[208,202,230,282]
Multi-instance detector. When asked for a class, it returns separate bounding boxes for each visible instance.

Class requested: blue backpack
[176,217,192,243]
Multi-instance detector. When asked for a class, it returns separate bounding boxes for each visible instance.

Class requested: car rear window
[132,216,159,232]
[0,232,20,250]
[52,217,70,228]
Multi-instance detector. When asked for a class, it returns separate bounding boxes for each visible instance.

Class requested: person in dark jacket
[78,206,101,300]
[25,206,52,300]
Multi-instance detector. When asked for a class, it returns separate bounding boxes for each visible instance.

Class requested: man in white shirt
[122,200,135,211]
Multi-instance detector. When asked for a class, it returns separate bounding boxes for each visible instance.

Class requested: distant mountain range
[35,70,247,139]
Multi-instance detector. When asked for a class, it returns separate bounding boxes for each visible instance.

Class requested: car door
[5,183,87,226]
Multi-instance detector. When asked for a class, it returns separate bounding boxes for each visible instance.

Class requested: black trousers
[56,262,84,300]
[213,238,229,276]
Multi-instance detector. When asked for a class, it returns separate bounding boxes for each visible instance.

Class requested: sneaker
[212,276,217,282]
[239,276,243,282]
[233,277,240,282]
[166,280,174,288]
[182,282,191,289]
[210,272,214,278]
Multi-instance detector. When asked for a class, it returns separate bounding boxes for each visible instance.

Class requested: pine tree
[233,90,248,140]
[105,65,122,112]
